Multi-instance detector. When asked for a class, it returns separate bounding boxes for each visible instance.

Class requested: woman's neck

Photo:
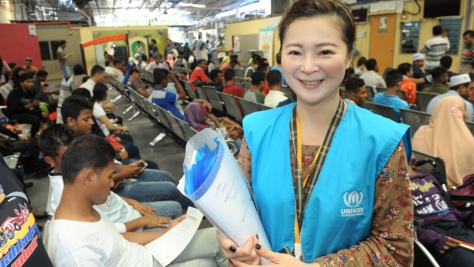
[296,93,341,146]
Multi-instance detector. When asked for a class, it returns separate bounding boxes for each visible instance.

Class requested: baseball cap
[412,53,424,61]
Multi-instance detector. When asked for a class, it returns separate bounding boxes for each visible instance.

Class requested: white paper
[181,129,271,263]
[145,207,203,267]
[28,25,36,36]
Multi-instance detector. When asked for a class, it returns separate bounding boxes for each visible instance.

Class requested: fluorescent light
[178,3,205,8]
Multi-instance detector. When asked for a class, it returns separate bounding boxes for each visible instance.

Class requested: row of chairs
[109,79,198,150]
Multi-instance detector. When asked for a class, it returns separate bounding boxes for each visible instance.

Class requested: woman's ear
[346,50,354,69]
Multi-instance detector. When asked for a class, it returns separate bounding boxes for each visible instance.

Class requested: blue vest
[243,102,411,262]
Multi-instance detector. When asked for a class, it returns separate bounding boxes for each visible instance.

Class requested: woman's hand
[130,200,156,216]
[202,100,213,112]
[142,214,171,228]
[440,237,459,254]
[217,231,260,264]
[230,244,316,267]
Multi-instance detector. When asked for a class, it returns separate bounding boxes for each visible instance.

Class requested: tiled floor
[26,80,201,229]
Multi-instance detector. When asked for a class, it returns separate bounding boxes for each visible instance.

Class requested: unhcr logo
[341,191,364,217]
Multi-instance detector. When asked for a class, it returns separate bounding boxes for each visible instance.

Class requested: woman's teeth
[301,80,323,85]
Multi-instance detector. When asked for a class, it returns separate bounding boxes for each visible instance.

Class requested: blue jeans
[114,169,193,210]
[121,142,159,169]
[61,65,70,80]
[142,201,182,232]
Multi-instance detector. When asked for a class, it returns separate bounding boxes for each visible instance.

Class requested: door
[369,14,396,74]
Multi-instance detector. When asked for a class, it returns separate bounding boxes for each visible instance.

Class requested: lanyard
[291,99,345,246]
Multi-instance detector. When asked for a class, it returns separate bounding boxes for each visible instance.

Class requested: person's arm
[0,125,20,139]
[452,209,474,226]
[56,247,106,267]
[111,162,143,183]
[168,71,186,100]
[97,115,128,132]
[123,214,171,232]
[411,77,425,85]
[121,215,185,245]
[198,69,209,83]
[192,99,212,111]
[417,228,459,254]
[420,45,430,53]
[7,91,36,113]
[2,61,10,73]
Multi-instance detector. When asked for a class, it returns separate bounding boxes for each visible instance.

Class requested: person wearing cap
[421,25,449,74]
[427,74,474,121]
[23,58,38,76]
[423,67,449,95]
[412,53,427,91]
[459,30,474,74]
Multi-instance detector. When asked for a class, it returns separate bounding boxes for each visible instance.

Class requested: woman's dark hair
[357,57,367,67]
[73,64,86,76]
[12,67,25,88]
[278,0,355,53]
[71,88,92,100]
[92,83,108,102]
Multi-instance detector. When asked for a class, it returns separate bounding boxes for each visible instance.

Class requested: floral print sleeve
[314,142,414,266]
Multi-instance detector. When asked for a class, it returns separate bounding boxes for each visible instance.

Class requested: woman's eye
[288,51,301,56]
[320,50,333,55]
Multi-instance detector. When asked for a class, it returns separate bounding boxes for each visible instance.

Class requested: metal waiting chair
[176,119,198,141]
[202,86,225,113]
[416,92,437,112]
[363,101,398,122]
[466,121,474,136]
[183,82,198,100]
[217,92,243,122]
[236,97,260,116]
[365,86,375,102]
[195,86,209,102]
[399,108,430,137]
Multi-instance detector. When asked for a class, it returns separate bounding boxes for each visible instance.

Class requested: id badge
[294,243,302,261]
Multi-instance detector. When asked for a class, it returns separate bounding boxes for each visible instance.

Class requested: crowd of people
[1,0,474,266]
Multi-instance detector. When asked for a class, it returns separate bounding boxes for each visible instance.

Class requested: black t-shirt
[412,65,426,92]
[5,88,36,117]
[0,154,53,266]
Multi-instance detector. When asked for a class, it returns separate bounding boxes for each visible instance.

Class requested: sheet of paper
[145,207,203,266]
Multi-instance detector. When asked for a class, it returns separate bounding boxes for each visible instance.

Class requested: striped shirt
[421,35,449,71]
[461,43,474,66]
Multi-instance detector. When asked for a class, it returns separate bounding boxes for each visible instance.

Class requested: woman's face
[281,17,352,106]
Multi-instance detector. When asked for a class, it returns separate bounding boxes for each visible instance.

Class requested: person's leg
[11,113,41,137]
[114,181,179,203]
[137,169,178,185]
[122,142,140,159]
[168,228,227,267]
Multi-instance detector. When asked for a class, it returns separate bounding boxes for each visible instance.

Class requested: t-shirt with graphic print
[0,154,53,267]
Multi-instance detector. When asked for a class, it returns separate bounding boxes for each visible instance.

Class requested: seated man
[146,54,169,73]
[0,152,53,266]
[150,69,187,120]
[127,69,150,98]
[174,54,186,68]
[257,62,272,95]
[264,70,287,108]
[344,77,367,107]
[423,67,449,95]
[189,59,209,90]
[269,52,287,86]
[354,57,366,76]
[60,95,192,209]
[244,55,261,79]
[244,71,266,104]
[373,70,409,122]
[38,124,182,233]
[47,135,227,266]
[23,57,38,75]
[427,74,474,121]
[6,73,44,137]
[440,55,458,83]
[79,65,106,96]
[398,63,417,104]
[360,58,387,88]
[222,69,245,97]
[220,59,238,73]
[412,53,427,91]
[34,70,59,102]
[106,59,125,83]
[410,172,474,267]
[209,69,224,92]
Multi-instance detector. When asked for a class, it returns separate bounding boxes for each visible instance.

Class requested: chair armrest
[414,216,425,227]
[449,194,474,202]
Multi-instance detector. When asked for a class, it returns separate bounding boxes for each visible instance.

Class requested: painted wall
[354,0,470,73]
[79,25,169,74]
[0,23,42,72]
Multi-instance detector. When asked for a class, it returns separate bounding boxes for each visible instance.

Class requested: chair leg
[148,132,166,151]
[128,111,141,122]
[112,95,123,103]
[122,104,134,115]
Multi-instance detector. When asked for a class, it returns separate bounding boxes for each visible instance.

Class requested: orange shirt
[400,78,417,104]
[189,68,209,91]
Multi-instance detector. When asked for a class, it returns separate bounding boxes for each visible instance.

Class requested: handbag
[221,118,243,140]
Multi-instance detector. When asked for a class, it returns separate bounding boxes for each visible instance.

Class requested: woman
[67,64,87,91]
[11,67,25,88]
[218,0,414,266]
[184,102,222,131]
[412,96,474,196]
[167,53,175,68]
[91,83,129,136]
[104,42,115,61]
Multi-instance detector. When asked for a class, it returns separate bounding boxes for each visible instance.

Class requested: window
[400,21,420,54]
[439,18,462,55]
[39,41,51,60]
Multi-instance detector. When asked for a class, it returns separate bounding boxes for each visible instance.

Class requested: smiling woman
[217,0,415,266]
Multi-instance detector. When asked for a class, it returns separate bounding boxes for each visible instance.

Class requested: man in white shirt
[146,54,169,72]
[47,134,228,267]
[79,65,106,95]
[427,74,474,121]
[106,59,125,83]
[264,70,288,108]
[360,58,387,88]
[421,25,449,73]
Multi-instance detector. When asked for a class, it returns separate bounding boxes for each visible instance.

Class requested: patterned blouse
[238,138,414,266]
